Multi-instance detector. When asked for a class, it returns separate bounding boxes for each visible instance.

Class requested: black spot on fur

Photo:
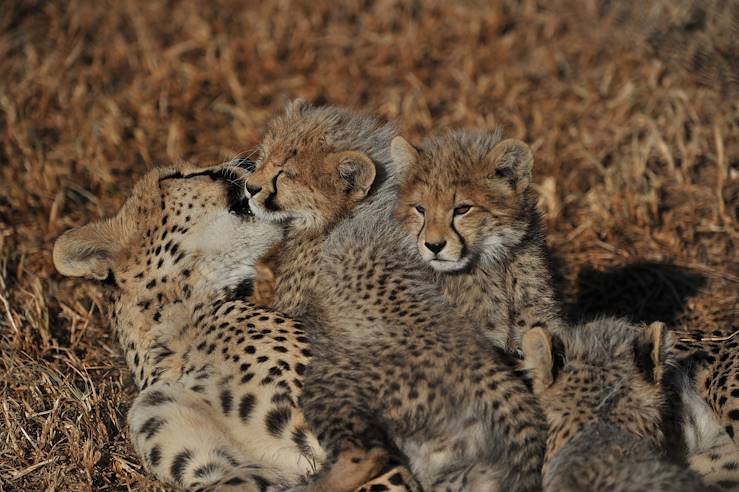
[141,391,174,406]
[227,278,254,302]
[220,389,233,415]
[194,462,221,478]
[140,416,165,440]
[291,427,311,454]
[149,445,162,467]
[224,476,246,485]
[239,394,256,422]
[171,449,193,484]
[254,475,271,491]
[718,481,739,489]
[728,409,739,421]
[388,472,404,485]
[265,407,291,437]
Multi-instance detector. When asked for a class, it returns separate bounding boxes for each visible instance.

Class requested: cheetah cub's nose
[245,184,262,197]
[425,240,447,254]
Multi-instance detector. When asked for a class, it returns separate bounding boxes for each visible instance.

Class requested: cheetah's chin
[429,257,470,272]
[248,199,293,223]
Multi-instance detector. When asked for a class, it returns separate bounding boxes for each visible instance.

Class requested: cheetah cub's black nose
[245,184,262,197]
[425,240,447,254]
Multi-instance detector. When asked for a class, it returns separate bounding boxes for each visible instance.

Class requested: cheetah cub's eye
[454,205,471,216]
[415,205,426,214]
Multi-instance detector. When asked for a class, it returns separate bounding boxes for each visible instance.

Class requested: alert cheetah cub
[53,163,418,492]
[393,131,562,353]
[245,100,547,491]
[522,318,711,492]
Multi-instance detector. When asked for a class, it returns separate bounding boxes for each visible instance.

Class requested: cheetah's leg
[294,360,393,491]
[423,461,504,492]
[129,382,297,491]
[355,465,423,492]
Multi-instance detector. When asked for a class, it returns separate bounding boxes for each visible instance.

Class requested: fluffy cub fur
[393,131,561,352]
[522,318,711,492]
[53,163,419,492]
[245,101,547,492]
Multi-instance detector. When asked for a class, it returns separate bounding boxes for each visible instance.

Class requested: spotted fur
[522,318,711,491]
[393,131,562,353]
[246,101,547,492]
[53,163,417,492]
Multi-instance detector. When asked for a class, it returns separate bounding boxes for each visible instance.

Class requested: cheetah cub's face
[245,99,379,232]
[393,131,535,272]
[53,163,282,293]
[522,318,674,455]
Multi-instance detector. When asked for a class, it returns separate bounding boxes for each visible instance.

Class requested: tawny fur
[522,318,711,492]
[680,372,739,491]
[393,130,562,353]
[53,163,420,492]
[245,101,547,492]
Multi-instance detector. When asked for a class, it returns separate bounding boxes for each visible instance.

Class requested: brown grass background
[1,0,737,490]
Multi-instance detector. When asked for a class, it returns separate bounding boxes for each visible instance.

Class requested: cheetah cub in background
[393,131,561,353]
[246,100,547,492]
[53,164,418,492]
[522,318,711,492]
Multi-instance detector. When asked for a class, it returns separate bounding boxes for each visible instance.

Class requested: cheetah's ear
[522,327,555,391]
[390,136,419,181]
[53,219,124,280]
[486,139,533,193]
[334,150,377,201]
[635,321,674,383]
[284,98,310,117]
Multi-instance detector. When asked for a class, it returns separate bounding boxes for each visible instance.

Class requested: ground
[0,0,736,490]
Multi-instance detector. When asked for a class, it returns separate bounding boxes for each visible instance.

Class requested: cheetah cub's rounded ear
[390,136,419,181]
[333,150,377,201]
[635,321,674,384]
[487,139,534,193]
[284,97,311,117]
[53,219,124,280]
[522,327,555,392]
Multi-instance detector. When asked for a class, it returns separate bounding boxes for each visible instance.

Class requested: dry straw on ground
[1,0,737,490]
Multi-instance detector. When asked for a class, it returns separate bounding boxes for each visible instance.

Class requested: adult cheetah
[53,163,419,492]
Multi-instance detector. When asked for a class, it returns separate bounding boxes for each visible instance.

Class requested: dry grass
[1,0,737,490]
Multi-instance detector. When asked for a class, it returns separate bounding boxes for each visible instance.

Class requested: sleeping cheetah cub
[393,131,561,353]
[522,318,711,492]
[246,100,547,491]
[53,163,418,492]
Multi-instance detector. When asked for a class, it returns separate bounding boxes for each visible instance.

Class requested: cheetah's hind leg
[128,382,296,491]
[355,464,423,492]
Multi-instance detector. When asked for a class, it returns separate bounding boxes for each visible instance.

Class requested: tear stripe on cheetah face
[392,131,562,353]
[523,318,710,491]
[245,102,547,492]
[53,164,420,492]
